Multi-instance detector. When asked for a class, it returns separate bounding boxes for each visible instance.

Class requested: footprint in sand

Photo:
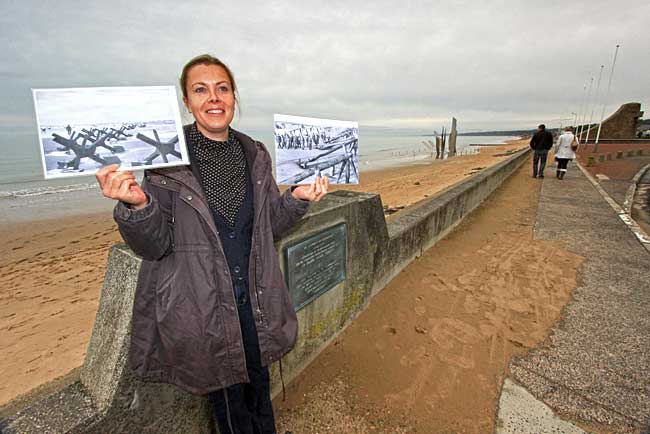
[414,297,426,316]
[463,296,480,314]
[428,318,481,369]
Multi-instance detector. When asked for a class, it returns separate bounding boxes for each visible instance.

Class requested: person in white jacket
[554,126,577,179]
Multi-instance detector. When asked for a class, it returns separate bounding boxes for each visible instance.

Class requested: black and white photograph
[32,86,189,179]
[274,114,359,185]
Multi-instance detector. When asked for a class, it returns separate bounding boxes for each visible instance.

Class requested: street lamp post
[579,77,594,145]
[576,82,588,142]
[585,65,604,146]
[595,44,621,150]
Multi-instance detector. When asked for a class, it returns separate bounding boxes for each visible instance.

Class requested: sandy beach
[0,139,527,407]
[275,154,582,433]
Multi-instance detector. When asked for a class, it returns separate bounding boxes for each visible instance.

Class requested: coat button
[233,265,241,274]
[257,180,261,185]
[161,179,167,185]
[187,195,192,201]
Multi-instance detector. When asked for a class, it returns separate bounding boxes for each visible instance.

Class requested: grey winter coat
[113,128,309,395]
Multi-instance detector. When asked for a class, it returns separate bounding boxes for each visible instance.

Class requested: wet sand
[0,139,527,407]
[275,158,583,433]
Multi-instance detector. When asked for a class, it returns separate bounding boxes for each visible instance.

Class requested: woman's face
[183,64,235,141]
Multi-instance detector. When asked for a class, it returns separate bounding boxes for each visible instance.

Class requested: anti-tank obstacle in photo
[51,130,123,170]
[274,114,359,185]
[133,129,182,166]
[32,86,189,179]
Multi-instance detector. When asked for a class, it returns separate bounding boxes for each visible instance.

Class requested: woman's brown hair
[179,54,238,102]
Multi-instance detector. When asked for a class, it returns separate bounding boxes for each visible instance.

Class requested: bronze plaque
[284,223,347,311]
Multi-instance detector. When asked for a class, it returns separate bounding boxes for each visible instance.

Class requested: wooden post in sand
[440,126,447,158]
[448,118,458,157]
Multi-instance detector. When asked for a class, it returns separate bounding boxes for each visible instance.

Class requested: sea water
[0,125,517,224]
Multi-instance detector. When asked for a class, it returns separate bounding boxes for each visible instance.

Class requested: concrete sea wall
[0,148,531,433]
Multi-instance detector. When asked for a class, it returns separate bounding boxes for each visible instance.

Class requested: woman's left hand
[291,175,330,202]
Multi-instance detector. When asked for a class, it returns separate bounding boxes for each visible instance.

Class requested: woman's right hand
[95,164,148,209]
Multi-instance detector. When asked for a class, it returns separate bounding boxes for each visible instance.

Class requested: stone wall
[584,102,644,141]
[0,148,531,433]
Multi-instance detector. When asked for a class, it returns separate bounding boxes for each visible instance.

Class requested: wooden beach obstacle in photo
[134,129,181,165]
[274,114,359,185]
[283,135,358,184]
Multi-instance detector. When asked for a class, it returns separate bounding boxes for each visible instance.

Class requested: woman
[95,54,329,434]
[554,126,577,179]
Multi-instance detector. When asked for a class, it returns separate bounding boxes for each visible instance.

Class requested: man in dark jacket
[529,124,554,178]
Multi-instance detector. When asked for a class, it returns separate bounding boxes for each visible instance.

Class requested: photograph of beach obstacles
[274,114,359,185]
[32,86,189,179]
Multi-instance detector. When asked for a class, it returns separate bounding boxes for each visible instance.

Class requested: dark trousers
[208,300,276,434]
[556,158,570,178]
[533,149,548,177]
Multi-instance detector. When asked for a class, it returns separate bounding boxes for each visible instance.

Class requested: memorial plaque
[284,223,347,311]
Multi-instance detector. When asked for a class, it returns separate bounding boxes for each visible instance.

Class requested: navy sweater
[187,139,253,302]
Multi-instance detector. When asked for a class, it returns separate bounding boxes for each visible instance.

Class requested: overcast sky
[1,0,648,135]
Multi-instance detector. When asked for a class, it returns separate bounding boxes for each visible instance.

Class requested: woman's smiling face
[183,63,235,141]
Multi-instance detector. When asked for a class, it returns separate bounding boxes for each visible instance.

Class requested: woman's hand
[291,175,330,202]
[95,164,148,209]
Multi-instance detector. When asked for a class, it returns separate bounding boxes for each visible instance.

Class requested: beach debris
[383,205,405,215]
[414,325,427,334]
[465,166,486,176]
[492,150,518,157]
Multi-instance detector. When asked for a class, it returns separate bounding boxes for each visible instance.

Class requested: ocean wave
[0,182,98,199]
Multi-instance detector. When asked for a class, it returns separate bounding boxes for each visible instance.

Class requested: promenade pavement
[499,161,650,433]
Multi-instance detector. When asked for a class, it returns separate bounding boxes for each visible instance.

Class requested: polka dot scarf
[189,124,247,227]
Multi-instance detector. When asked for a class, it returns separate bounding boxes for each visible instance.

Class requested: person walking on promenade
[95,54,329,434]
[554,126,577,179]
[529,124,554,178]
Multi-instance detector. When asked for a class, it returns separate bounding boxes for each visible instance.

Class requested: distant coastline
[458,130,533,136]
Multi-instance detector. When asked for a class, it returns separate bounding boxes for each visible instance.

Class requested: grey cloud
[1,0,648,136]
